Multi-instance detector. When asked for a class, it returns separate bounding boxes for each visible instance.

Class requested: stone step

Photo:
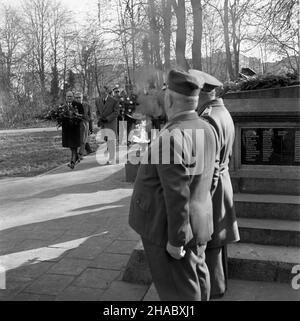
[123,241,300,285]
[143,279,300,301]
[228,243,300,283]
[231,176,300,196]
[237,217,300,247]
[234,193,300,221]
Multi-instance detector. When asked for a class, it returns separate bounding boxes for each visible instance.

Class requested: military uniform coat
[202,98,240,247]
[129,111,219,248]
[95,96,119,136]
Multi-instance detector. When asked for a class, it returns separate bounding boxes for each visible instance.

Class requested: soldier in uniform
[129,70,219,301]
[189,69,240,299]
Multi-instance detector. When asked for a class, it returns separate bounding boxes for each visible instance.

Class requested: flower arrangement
[45,104,83,127]
[118,93,138,119]
[219,72,299,97]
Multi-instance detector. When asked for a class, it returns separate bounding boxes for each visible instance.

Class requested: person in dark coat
[190,69,240,299]
[95,87,119,164]
[61,91,84,169]
[129,70,219,301]
[75,93,94,158]
[83,95,94,154]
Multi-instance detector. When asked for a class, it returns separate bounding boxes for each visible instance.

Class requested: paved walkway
[0,151,151,301]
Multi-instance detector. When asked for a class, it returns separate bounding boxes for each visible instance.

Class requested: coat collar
[169,110,199,123]
[161,111,199,132]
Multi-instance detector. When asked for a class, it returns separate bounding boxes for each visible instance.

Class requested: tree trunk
[224,0,234,80]
[148,0,162,70]
[191,0,203,70]
[172,0,189,70]
[130,0,136,84]
[162,0,172,71]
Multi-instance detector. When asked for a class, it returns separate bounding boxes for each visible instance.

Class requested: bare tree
[0,6,24,91]
[148,0,162,70]
[23,0,52,101]
[172,0,189,70]
[48,1,70,103]
[191,0,203,70]
[223,0,234,79]
[162,0,172,71]
[257,0,299,74]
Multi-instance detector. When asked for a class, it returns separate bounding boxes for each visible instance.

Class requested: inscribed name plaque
[241,127,300,166]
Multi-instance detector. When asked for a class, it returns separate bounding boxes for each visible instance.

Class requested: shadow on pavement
[0,196,131,256]
[10,167,132,202]
[0,195,139,300]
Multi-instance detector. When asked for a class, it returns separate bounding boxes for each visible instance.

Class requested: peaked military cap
[189,69,223,92]
[167,69,200,97]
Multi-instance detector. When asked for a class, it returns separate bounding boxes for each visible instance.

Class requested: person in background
[75,92,93,160]
[95,86,119,164]
[129,69,219,301]
[61,91,84,169]
[83,95,94,154]
[74,92,89,160]
[189,69,240,299]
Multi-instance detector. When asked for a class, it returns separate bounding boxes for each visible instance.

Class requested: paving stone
[24,274,75,296]
[55,286,104,301]
[48,258,90,276]
[116,229,140,242]
[143,284,160,301]
[0,239,22,255]
[65,224,100,236]
[66,237,114,260]
[74,268,121,290]
[0,290,18,301]
[66,246,106,260]
[104,240,137,255]
[81,235,114,249]
[13,239,52,253]
[5,229,65,242]
[0,277,33,301]
[12,293,55,301]
[100,281,148,301]
[7,261,55,279]
[89,253,130,271]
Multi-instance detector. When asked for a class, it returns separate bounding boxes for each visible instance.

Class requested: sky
[1,0,101,21]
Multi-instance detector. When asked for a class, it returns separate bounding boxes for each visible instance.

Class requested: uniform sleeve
[201,115,221,196]
[155,133,191,247]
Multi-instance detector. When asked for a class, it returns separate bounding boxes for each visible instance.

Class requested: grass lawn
[0,130,99,179]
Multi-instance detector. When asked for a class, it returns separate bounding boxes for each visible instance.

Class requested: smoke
[134,65,166,118]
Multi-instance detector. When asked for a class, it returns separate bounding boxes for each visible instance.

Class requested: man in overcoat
[61,91,84,169]
[190,69,240,299]
[129,70,219,301]
[95,86,119,164]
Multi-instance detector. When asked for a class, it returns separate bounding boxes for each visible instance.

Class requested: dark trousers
[205,245,228,299]
[142,237,210,301]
